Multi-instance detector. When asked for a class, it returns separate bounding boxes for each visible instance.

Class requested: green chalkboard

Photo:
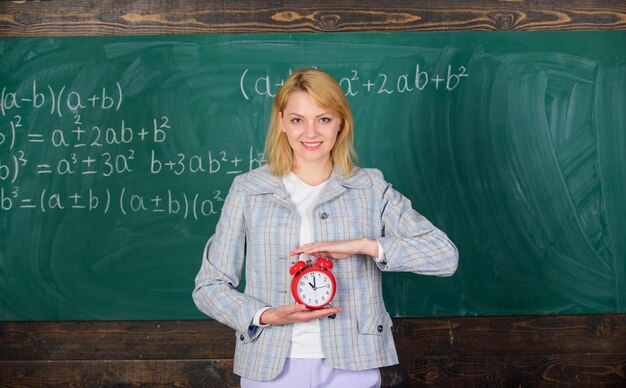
[0,32,624,320]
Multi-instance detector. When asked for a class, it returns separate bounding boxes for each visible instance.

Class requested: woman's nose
[304,122,318,137]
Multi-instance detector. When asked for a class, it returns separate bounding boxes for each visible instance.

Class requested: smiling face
[278,90,342,173]
[264,68,355,177]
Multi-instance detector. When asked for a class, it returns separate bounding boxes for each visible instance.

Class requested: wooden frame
[0,0,625,37]
[2,315,625,386]
[1,1,625,386]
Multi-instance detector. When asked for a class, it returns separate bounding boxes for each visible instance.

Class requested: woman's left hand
[290,238,379,259]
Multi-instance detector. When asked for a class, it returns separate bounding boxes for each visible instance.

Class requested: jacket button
[320,212,328,219]
[240,335,245,341]
[377,325,383,332]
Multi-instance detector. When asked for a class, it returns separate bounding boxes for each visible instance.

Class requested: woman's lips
[301,141,323,150]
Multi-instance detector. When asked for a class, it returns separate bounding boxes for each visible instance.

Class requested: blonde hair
[264,68,356,177]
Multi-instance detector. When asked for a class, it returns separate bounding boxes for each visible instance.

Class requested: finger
[291,242,330,253]
[290,249,322,256]
[292,307,342,322]
[291,251,324,257]
[287,304,309,313]
[291,245,317,254]
[304,307,342,319]
[290,249,302,256]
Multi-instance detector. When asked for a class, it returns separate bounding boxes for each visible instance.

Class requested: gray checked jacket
[193,165,458,381]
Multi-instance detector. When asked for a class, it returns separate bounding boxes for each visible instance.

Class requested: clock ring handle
[289,260,307,275]
[315,257,333,270]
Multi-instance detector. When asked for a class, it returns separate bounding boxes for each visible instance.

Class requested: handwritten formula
[1,63,468,220]
[0,81,268,219]
[240,65,469,100]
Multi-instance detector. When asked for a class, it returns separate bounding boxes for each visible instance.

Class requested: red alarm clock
[289,257,337,309]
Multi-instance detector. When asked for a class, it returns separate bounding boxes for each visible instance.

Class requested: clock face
[295,270,335,308]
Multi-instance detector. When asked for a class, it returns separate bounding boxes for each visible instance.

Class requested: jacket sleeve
[192,175,269,340]
[372,170,459,276]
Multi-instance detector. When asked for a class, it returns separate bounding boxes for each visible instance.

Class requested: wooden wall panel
[0,360,239,387]
[2,316,625,387]
[1,1,625,387]
[0,0,625,37]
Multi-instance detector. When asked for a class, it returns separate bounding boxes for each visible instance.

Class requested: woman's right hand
[259,304,342,325]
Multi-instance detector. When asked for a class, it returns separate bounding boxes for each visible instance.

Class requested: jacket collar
[241,165,371,204]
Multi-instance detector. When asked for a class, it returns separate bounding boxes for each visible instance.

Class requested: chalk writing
[1,81,123,117]
[150,147,266,176]
[1,64,466,220]
[0,81,264,220]
[0,186,225,220]
[239,65,469,100]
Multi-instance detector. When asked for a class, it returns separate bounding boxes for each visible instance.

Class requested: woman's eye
[290,118,302,124]
[320,117,332,123]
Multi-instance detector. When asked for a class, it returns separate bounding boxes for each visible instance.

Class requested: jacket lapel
[240,166,293,208]
[317,166,372,205]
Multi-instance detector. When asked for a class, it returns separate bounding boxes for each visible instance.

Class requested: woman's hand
[290,238,379,259]
[259,304,342,325]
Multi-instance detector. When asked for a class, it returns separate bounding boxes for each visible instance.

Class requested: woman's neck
[292,161,333,186]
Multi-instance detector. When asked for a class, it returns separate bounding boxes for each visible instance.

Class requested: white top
[283,172,328,358]
[253,172,386,358]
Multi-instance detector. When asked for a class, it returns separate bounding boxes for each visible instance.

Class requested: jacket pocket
[357,312,393,335]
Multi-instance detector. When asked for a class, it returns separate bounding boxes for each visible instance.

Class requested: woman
[193,68,458,387]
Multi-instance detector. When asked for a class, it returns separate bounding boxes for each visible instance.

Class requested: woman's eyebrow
[286,111,332,118]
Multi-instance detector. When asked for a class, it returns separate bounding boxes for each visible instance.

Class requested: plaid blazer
[193,165,458,381]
